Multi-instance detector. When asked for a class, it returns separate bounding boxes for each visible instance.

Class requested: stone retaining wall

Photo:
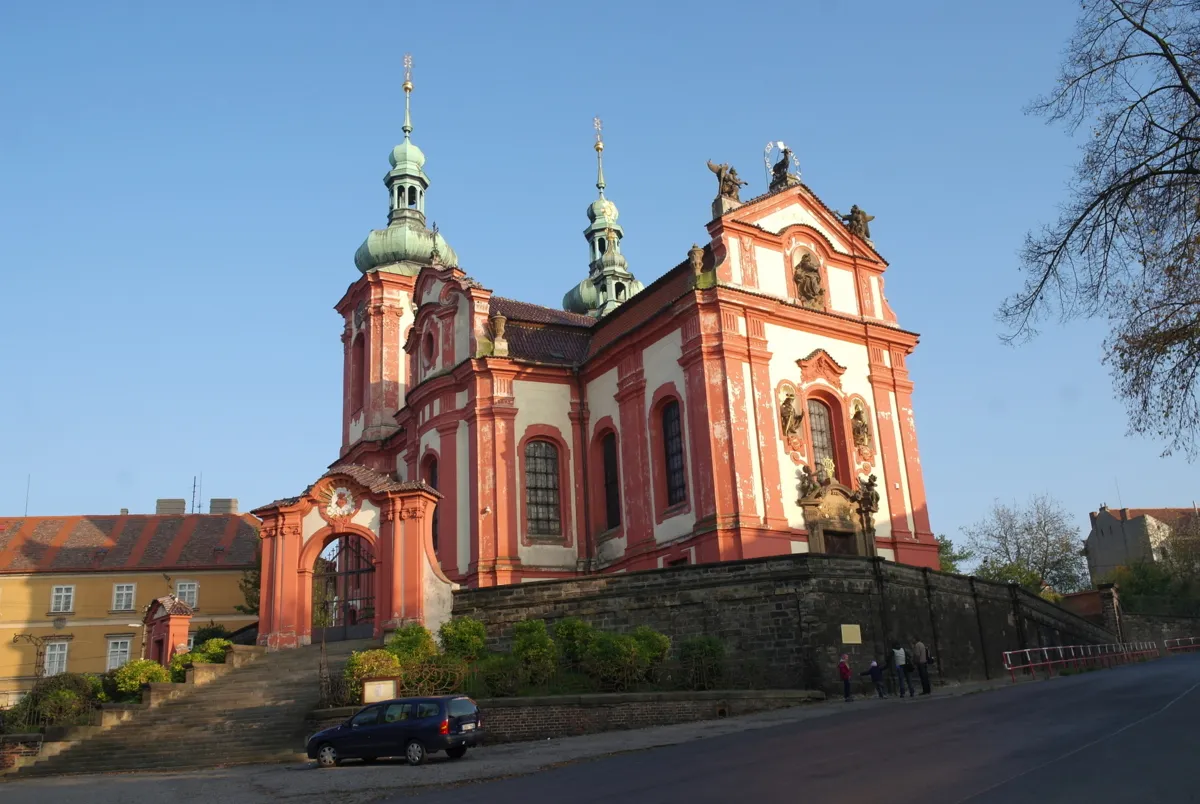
[0,735,42,772]
[452,554,1116,693]
[308,689,821,745]
[1120,612,1200,643]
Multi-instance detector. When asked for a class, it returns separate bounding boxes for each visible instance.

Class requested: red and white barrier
[1002,642,1160,682]
[1164,636,1200,654]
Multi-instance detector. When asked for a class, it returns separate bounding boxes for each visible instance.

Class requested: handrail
[1001,641,1160,682]
[1164,636,1200,653]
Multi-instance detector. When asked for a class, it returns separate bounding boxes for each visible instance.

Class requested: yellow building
[0,512,260,705]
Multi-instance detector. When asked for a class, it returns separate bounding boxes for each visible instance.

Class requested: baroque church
[252,65,937,648]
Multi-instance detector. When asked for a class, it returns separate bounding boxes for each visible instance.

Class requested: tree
[234,546,261,616]
[936,535,974,574]
[1000,1,1200,458]
[962,495,1089,593]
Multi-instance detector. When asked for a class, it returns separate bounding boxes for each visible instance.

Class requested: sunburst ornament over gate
[321,485,357,520]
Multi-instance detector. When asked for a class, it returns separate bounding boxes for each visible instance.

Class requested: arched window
[807,399,835,469]
[601,432,620,530]
[350,335,365,414]
[662,401,687,506]
[423,456,439,552]
[524,440,561,536]
[407,186,418,208]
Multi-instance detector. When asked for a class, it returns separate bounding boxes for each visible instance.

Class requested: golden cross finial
[593,117,604,150]
[403,54,413,87]
[402,54,414,135]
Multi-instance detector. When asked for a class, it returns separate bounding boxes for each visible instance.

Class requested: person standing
[861,660,887,698]
[838,654,853,702]
[914,637,932,696]
[892,642,915,698]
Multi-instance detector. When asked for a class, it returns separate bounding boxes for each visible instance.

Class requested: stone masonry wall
[452,555,1116,693]
[0,735,43,773]
[1119,613,1200,643]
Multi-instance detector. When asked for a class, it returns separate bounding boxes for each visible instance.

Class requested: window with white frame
[50,585,75,613]
[112,583,135,611]
[176,581,198,608]
[187,633,195,650]
[106,638,132,671]
[44,642,68,676]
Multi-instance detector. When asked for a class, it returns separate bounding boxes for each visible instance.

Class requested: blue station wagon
[306,695,483,767]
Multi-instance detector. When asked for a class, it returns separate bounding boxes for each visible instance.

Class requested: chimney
[155,498,187,515]
[209,498,239,515]
[120,508,129,515]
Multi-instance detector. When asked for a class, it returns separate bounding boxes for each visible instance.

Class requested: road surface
[395,653,1200,804]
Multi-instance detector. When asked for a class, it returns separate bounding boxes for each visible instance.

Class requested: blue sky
[1,1,1193,548]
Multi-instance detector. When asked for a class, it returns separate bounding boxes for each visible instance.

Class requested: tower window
[524,440,562,536]
[408,186,418,208]
[662,401,687,506]
[598,238,607,255]
[350,335,366,414]
[614,282,626,300]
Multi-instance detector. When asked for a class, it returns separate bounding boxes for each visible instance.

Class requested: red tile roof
[0,514,260,575]
[1123,508,1199,528]
[490,297,595,328]
[253,464,439,513]
[505,323,592,366]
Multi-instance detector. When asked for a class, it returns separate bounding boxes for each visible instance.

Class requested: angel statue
[707,160,748,202]
[837,205,875,240]
[779,389,802,437]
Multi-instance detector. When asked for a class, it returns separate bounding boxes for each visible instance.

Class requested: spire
[402,53,414,138]
[563,118,643,317]
[594,116,606,198]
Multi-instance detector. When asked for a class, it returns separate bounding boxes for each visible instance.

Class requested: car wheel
[446,746,467,760]
[405,739,427,766]
[316,744,340,768]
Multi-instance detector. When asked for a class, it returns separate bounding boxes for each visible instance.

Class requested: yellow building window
[176,581,198,608]
[107,638,132,671]
[113,583,135,611]
[50,585,75,613]
[45,642,69,675]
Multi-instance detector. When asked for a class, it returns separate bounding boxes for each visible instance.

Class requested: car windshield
[447,698,477,717]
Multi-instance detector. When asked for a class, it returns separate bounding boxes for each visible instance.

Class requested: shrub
[678,636,725,690]
[343,649,402,702]
[193,621,231,643]
[554,618,595,669]
[386,623,438,663]
[439,617,487,661]
[113,659,170,694]
[168,652,194,683]
[39,689,85,722]
[582,633,648,691]
[631,626,671,679]
[194,638,233,664]
[471,654,522,698]
[512,619,557,686]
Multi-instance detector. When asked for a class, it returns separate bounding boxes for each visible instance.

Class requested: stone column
[435,419,460,579]
[614,353,651,548]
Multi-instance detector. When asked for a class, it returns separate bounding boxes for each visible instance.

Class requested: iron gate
[311,534,376,642]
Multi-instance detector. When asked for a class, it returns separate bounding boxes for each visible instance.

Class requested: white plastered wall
[763,323,894,543]
[455,420,470,576]
[826,267,858,315]
[513,379,579,569]
[641,328,696,543]
[755,205,851,254]
[755,245,787,299]
[351,499,381,535]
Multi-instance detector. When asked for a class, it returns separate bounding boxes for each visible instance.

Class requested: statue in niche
[779,390,802,438]
[793,253,825,309]
[853,474,881,540]
[851,405,872,451]
[838,205,875,240]
[798,464,821,501]
[707,160,748,202]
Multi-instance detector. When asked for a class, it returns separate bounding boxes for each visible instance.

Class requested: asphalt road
[394,654,1200,804]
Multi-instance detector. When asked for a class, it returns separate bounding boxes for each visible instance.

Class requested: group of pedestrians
[836,638,933,702]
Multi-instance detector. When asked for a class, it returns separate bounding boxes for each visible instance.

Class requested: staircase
[13,639,373,777]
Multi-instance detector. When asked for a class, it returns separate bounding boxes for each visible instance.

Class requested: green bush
[439,617,487,661]
[168,652,194,683]
[386,623,438,663]
[113,659,170,694]
[343,649,403,702]
[582,633,648,691]
[631,626,671,679]
[471,654,523,698]
[39,689,85,722]
[193,621,231,643]
[678,636,725,690]
[194,638,233,663]
[512,620,557,686]
[554,618,595,669]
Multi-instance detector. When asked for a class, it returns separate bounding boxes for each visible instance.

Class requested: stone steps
[11,638,376,777]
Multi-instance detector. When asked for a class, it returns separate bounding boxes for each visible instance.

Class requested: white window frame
[44,642,69,676]
[176,581,198,608]
[50,585,75,613]
[112,583,136,612]
[187,633,195,650]
[106,637,132,671]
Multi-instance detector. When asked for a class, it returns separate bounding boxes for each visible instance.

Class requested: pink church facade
[253,84,936,649]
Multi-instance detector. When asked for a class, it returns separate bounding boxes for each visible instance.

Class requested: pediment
[726,185,884,263]
[797,349,846,390]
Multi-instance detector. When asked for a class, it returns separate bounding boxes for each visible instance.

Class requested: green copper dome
[355,222,458,274]
[389,139,427,176]
[563,277,600,315]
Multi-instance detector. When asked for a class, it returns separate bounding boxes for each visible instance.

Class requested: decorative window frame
[648,382,691,525]
[803,386,854,487]
[517,424,575,548]
[588,415,623,543]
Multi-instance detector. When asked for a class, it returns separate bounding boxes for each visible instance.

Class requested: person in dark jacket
[838,654,853,702]
[860,660,887,698]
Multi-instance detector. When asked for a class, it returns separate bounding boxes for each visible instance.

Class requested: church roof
[252,464,440,513]
[150,594,194,618]
[490,297,595,328]
[0,514,260,575]
[486,297,596,366]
